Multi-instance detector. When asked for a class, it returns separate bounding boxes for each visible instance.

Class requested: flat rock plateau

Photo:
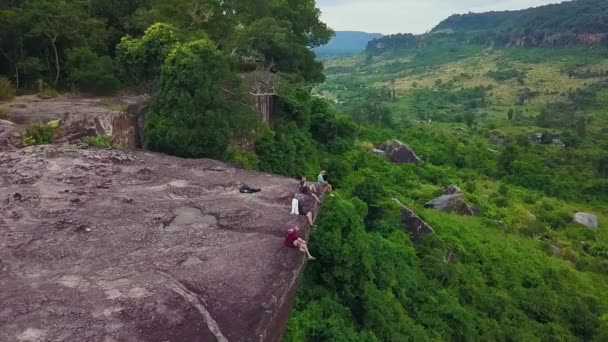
[0,145,322,342]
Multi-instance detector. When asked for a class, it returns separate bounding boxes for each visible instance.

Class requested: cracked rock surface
[0,145,321,342]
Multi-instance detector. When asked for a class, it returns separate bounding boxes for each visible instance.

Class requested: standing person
[284,225,315,260]
[291,193,315,227]
[317,170,333,192]
[300,177,321,204]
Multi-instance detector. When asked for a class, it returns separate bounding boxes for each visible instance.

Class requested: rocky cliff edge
[0,145,323,342]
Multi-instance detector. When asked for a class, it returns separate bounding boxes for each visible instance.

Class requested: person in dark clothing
[291,193,315,226]
[240,184,261,193]
[284,225,315,260]
[299,177,321,203]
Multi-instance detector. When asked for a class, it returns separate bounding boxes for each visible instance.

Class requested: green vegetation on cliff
[285,1,608,341]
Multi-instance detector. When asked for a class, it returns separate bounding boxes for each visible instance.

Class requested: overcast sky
[317,0,566,34]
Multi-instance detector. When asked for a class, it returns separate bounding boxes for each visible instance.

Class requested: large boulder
[573,212,599,229]
[0,145,323,342]
[378,139,422,164]
[425,187,478,216]
[392,199,434,242]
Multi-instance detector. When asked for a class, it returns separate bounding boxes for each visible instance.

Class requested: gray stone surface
[0,145,324,342]
[573,212,599,229]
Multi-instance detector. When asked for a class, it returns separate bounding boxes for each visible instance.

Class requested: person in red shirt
[284,225,315,260]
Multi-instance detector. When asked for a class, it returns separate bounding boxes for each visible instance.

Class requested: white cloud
[317,0,567,34]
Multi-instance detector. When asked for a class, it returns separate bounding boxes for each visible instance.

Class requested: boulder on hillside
[573,212,599,229]
[0,145,322,342]
[425,187,478,216]
[392,199,434,242]
[443,184,462,195]
[378,139,422,164]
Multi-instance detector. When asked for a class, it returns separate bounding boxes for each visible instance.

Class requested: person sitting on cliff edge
[300,177,321,204]
[284,225,315,260]
[291,193,316,227]
[317,170,333,192]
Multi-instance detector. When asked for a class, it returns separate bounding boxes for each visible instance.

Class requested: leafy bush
[145,38,255,159]
[589,243,608,258]
[229,150,260,170]
[66,47,120,95]
[116,23,181,86]
[22,120,59,146]
[0,77,15,101]
[82,135,118,148]
[255,124,320,177]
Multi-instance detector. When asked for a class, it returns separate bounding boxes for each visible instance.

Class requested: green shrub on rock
[22,120,59,146]
[82,135,118,149]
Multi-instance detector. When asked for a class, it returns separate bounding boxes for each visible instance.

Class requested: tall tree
[22,0,106,86]
[145,38,255,159]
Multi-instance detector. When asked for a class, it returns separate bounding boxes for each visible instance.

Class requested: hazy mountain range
[313,31,383,57]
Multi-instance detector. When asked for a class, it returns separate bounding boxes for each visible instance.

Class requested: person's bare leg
[306,212,315,226]
[312,193,321,203]
[299,243,315,260]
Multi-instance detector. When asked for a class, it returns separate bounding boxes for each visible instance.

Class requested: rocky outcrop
[0,119,19,150]
[378,139,422,164]
[573,212,599,229]
[443,185,462,195]
[0,145,324,342]
[0,94,149,150]
[392,199,434,242]
[425,186,478,216]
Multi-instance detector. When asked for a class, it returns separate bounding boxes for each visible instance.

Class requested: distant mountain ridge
[314,31,383,57]
[433,0,608,34]
[367,0,608,54]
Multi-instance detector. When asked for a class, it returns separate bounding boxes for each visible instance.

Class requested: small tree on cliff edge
[144,38,254,159]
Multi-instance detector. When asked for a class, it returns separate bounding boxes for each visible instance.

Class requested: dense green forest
[433,0,608,34]
[2,0,608,341]
[0,0,331,92]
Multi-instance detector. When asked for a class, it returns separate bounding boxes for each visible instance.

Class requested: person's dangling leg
[306,212,315,226]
